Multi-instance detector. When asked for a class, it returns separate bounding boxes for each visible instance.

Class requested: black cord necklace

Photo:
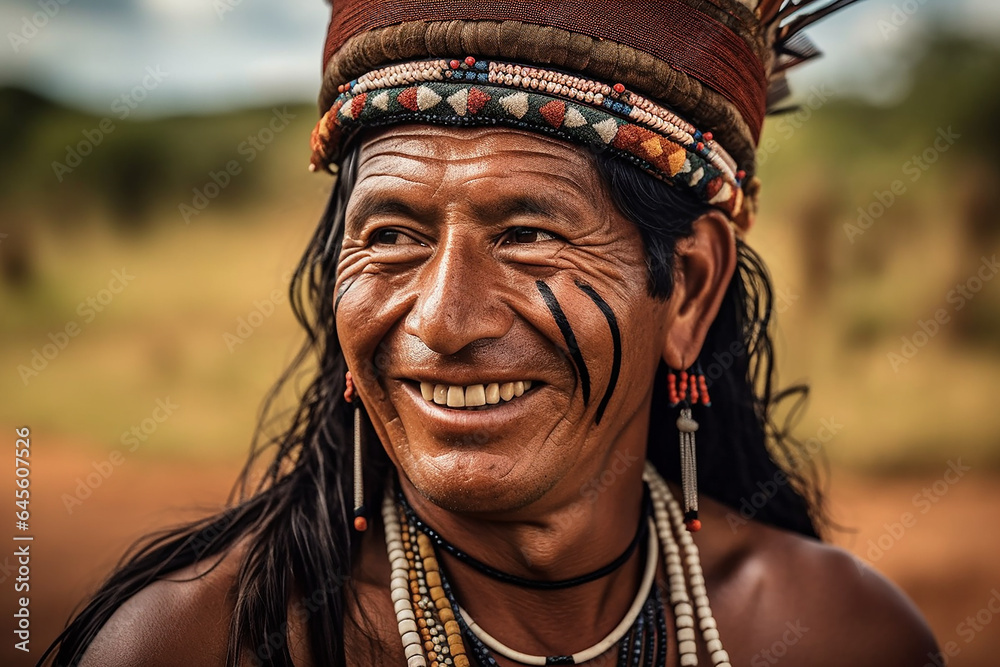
[397,486,652,590]
[437,531,668,667]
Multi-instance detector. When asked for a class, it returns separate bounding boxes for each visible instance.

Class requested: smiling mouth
[417,381,535,409]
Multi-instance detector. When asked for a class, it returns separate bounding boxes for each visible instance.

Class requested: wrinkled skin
[334,125,719,517]
[332,124,738,661]
[78,126,939,667]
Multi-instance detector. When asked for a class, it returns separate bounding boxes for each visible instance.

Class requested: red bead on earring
[668,370,681,406]
[344,371,356,403]
[668,362,711,531]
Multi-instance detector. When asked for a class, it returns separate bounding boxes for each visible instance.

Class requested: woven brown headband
[315,1,865,228]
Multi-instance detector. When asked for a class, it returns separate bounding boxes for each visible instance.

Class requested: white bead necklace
[457,517,659,665]
[384,465,731,666]
[382,490,429,667]
[645,463,731,667]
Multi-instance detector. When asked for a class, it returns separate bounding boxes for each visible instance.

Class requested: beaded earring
[667,362,711,532]
[344,371,367,532]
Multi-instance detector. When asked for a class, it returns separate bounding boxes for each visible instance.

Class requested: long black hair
[42,143,823,667]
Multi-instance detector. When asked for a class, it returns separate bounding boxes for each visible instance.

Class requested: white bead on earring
[667,364,711,532]
[345,371,367,532]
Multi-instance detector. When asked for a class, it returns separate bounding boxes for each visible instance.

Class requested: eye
[371,228,421,246]
[502,227,560,245]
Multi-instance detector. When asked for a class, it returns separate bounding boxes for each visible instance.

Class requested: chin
[396,446,558,515]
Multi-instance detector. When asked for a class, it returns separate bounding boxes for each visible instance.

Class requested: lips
[419,381,534,408]
[388,377,549,443]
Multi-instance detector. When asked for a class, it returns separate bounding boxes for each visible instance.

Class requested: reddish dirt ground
[3,446,997,666]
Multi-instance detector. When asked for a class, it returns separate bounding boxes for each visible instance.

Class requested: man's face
[335,125,673,514]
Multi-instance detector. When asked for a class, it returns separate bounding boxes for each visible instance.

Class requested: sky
[2,0,999,117]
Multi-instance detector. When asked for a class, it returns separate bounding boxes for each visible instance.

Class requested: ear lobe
[661,210,737,369]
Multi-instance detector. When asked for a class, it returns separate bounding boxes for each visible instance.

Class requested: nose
[403,234,513,355]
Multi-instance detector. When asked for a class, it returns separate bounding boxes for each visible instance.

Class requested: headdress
[310,0,861,233]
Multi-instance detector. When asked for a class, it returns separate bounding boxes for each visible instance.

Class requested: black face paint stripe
[536,280,591,405]
[575,281,622,426]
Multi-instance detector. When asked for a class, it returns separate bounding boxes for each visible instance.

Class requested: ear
[662,210,737,369]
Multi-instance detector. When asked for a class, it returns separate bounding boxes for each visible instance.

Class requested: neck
[397,443,649,661]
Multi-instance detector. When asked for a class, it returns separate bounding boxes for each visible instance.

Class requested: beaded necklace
[382,464,731,666]
[455,517,659,665]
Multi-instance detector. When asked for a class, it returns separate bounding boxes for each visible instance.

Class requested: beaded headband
[309,57,746,222]
[313,1,866,235]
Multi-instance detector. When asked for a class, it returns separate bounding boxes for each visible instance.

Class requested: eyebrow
[345,198,428,235]
[345,190,582,234]
[473,197,553,221]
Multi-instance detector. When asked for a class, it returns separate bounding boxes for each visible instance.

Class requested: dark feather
[766,104,808,118]
[776,32,820,59]
[778,0,867,39]
[776,0,829,23]
[773,33,823,74]
[766,75,792,112]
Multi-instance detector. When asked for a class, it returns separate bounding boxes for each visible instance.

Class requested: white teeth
[465,384,486,407]
[447,385,465,407]
[420,383,434,401]
[419,380,534,407]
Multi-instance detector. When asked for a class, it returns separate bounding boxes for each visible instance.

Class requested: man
[46,1,938,665]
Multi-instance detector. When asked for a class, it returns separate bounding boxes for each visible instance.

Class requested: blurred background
[1,0,999,664]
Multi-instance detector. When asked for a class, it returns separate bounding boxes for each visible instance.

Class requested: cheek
[334,268,413,389]
[609,287,668,369]
[574,281,623,424]
[534,276,661,425]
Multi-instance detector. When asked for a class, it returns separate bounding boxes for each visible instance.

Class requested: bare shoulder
[78,545,245,667]
[755,526,938,666]
[78,525,401,667]
[700,498,939,667]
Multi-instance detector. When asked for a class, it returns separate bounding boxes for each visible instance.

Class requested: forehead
[353,125,605,193]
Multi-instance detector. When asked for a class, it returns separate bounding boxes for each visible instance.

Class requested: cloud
[788,0,1000,106]
[3,0,998,116]
[3,0,328,114]
[138,0,219,24]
